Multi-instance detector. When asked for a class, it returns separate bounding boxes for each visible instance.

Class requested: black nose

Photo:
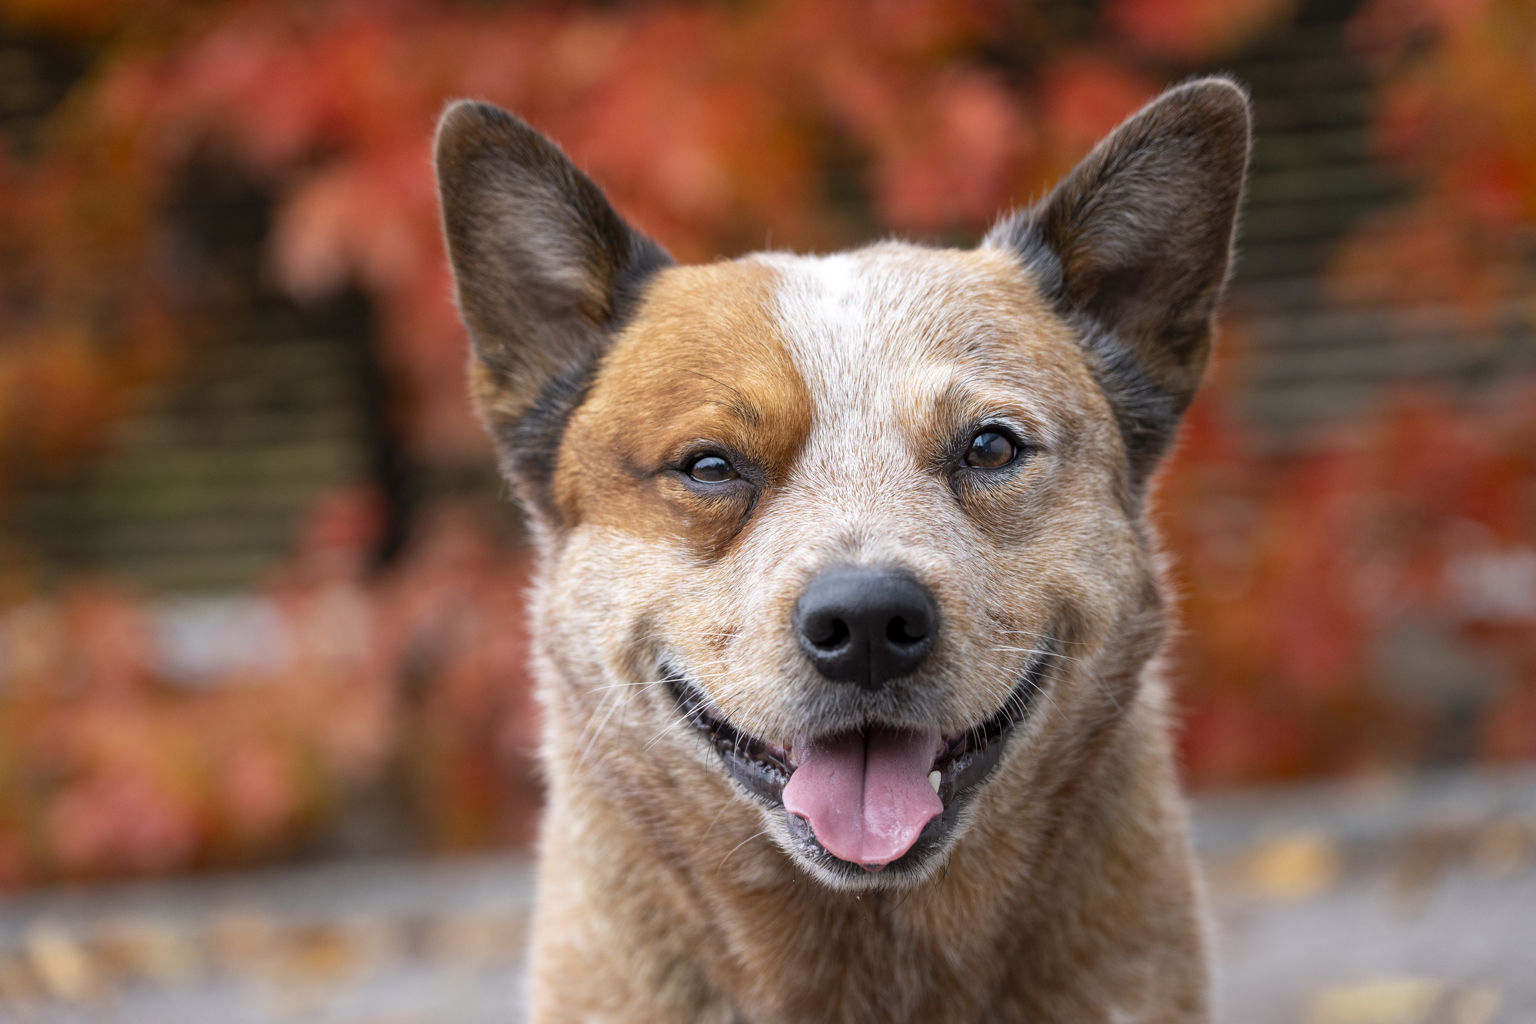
[794,567,938,689]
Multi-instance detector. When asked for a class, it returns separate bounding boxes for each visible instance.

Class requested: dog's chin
[661,641,1056,889]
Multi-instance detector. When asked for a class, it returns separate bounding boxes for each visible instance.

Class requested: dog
[435,76,1249,1023]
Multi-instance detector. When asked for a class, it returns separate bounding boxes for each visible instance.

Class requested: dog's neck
[530,678,1207,1023]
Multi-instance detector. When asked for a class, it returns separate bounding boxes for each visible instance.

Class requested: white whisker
[717,828,771,872]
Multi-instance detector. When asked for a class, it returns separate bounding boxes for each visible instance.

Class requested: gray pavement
[2,766,1534,1024]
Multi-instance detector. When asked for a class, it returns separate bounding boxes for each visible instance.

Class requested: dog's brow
[932,377,1055,440]
[684,369,761,427]
[697,398,760,426]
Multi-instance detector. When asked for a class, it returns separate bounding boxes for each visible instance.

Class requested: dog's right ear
[435,101,672,517]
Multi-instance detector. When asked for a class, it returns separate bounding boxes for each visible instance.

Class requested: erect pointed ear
[985,77,1250,486]
[434,101,672,516]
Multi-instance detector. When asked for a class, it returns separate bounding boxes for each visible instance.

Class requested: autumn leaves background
[1,0,1533,886]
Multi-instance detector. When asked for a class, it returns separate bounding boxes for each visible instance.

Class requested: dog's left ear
[986,77,1250,485]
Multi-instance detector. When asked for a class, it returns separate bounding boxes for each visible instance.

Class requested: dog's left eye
[964,430,1018,469]
[686,454,738,483]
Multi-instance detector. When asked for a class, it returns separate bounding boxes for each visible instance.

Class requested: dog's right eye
[686,454,738,483]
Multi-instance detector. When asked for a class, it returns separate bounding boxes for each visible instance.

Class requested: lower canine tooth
[929,771,941,793]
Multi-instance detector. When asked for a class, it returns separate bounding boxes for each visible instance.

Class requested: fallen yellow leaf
[1305,976,1445,1024]
[1242,831,1344,901]
[23,922,93,1002]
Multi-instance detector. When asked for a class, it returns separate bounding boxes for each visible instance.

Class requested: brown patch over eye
[687,454,737,483]
[550,259,810,558]
[965,430,1017,469]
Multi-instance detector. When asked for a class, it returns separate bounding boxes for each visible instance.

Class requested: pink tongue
[782,726,942,870]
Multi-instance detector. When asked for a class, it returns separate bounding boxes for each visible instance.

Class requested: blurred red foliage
[1165,378,1536,785]
[1333,0,1536,319]
[0,502,542,886]
[2,0,1533,885]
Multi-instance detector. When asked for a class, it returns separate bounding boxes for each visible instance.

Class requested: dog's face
[437,80,1249,890]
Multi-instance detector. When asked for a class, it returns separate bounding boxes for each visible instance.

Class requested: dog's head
[436,80,1249,890]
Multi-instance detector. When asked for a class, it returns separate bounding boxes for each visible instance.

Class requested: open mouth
[661,639,1057,877]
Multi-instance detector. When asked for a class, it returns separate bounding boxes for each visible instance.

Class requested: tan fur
[434,78,1250,1023]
